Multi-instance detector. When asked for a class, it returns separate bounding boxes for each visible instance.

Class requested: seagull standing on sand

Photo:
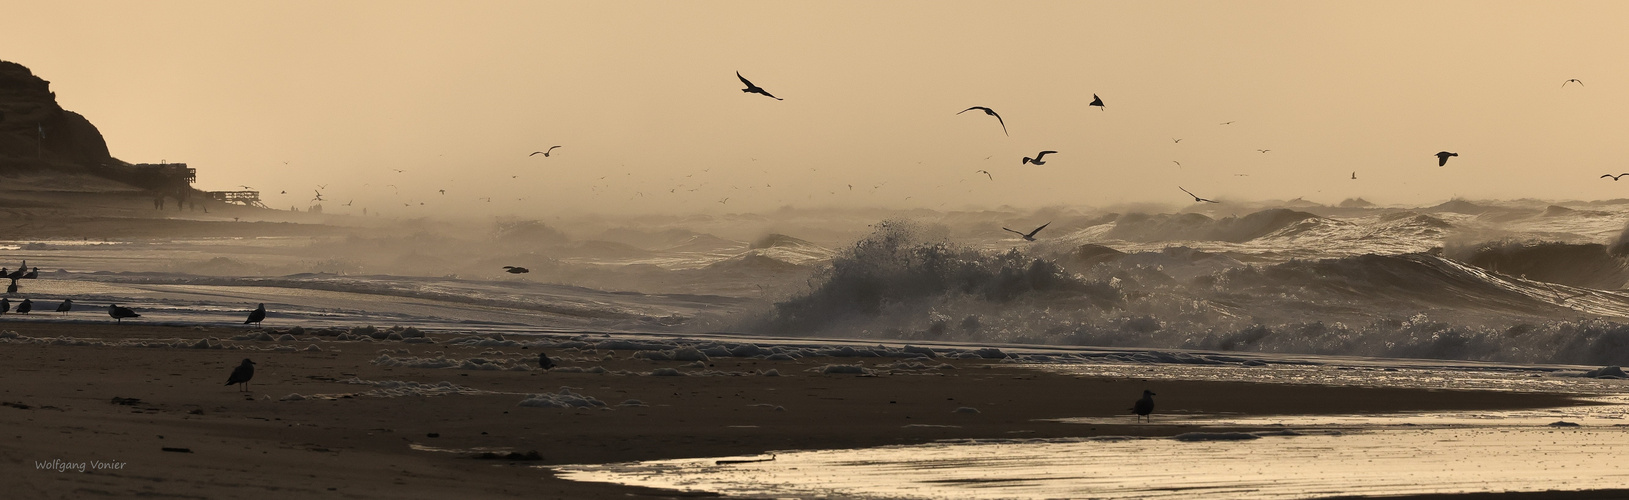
[957,107,1008,136]
[16,299,30,314]
[0,297,9,315]
[56,299,71,316]
[22,267,37,279]
[1002,222,1051,242]
[244,303,266,328]
[503,266,530,274]
[1436,151,1458,166]
[1131,390,1156,422]
[539,352,556,370]
[737,72,783,100]
[530,146,562,157]
[108,304,140,323]
[225,359,256,392]
[1022,151,1057,165]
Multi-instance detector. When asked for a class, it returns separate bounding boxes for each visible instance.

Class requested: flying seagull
[1172,161,1182,168]
[1179,186,1220,203]
[1219,121,1235,125]
[975,170,992,180]
[530,146,562,157]
[56,299,72,316]
[1001,222,1051,241]
[1603,173,1629,181]
[1257,149,1270,153]
[957,107,1008,136]
[244,303,266,328]
[225,359,256,392]
[1089,94,1105,111]
[737,72,782,100]
[1563,79,1584,87]
[1022,151,1057,165]
[1131,390,1156,422]
[1173,138,1182,143]
[1352,171,1357,180]
[503,266,530,274]
[108,304,140,323]
[1436,151,1458,167]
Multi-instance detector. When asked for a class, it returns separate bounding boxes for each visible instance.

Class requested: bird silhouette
[16,299,30,314]
[957,107,1008,136]
[244,303,266,328]
[1219,121,1235,125]
[1001,222,1051,241]
[1173,138,1182,143]
[56,299,71,316]
[313,190,324,201]
[538,352,556,370]
[108,304,140,323]
[530,146,563,157]
[22,267,37,279]
[1256,149,1271,153]
[225,359,256,392]
[1179,186,1220,203]
[1131,390,1156,422]
[1022,151,1057,165]
[1564,79,1584,87]
[1088,93,1105,111]
[1172,161,1182,168]
[6,279,15,294]
[0,297,9,314]
[737,72,782,100]
[1603,173,1629,181]
[1351,171,1357,180]
[503,266,530,274]
[1436,151,1458,166]
[976,170,992,181]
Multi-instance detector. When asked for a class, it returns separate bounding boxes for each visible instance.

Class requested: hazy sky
[8,1,1629,216]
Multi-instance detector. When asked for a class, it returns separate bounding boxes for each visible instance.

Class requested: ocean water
[6,200,1629,365]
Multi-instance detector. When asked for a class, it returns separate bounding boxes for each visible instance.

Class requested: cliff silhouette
[0,60,116,173]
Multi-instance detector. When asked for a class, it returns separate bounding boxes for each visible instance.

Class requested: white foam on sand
[517,388,608,409]
[556,426,1629,499]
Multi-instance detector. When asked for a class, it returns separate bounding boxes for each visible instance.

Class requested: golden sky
[8,1,1629,216]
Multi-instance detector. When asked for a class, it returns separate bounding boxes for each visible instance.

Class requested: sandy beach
[0,321,1611,499]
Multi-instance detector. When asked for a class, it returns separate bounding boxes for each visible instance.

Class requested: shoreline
[0,322,1611,499]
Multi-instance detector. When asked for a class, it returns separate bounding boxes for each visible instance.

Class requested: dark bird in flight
[56,299,72,316]
[16,298,30,314]
[1219,121,1235,125]
[1603,173,1629,181]
[244,303,266,328]
[1131,390,1156,422]
[1088,94,1105,111]
[737,72,782,100]
[538,352,556,370]
[1435,151,1458,167]
[1352,171,1357,180]
[1173,138,1182,143]
[530,146,562,157]
[313,191,324,202]
[1563,79,1584,87]
[1022,151,1057,165]
[225,359,256,392]
[975,170,992,181]
[503,266,530,274]
[108,304,140,323]
[1257,149,1271,153]
[957,107,1008,136]
[1172,161,1182,168]
[1002,222,1051,242]
[1179,186,1220,203]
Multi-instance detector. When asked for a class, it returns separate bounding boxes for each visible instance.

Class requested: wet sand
[0,321,1606,499]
